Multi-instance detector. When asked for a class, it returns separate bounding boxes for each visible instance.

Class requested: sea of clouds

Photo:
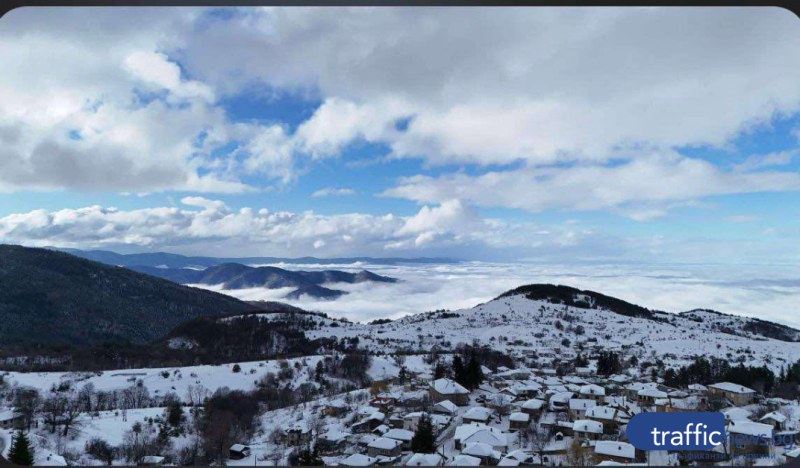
[193,261,800,328]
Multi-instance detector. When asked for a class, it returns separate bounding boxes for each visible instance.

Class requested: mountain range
[127,263,397,299]
[53,247,456,268]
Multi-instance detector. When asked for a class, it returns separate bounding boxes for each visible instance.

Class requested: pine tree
[452,355,467,388]
[8,430,35,466]
[410,413,436,454]
[296,444,323,465]
[465,352,484,390]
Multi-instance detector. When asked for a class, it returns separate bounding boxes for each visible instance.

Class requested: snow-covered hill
[293,285,800,373]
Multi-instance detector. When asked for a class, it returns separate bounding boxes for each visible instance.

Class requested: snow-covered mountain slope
[292,284,800,372]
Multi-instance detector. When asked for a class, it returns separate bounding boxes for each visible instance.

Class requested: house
[687,383,708,394]
[461,442,502,465]
[708,382,756,407]
[568,398,597,420]
[317,430,350,453]
[579,384,606,402]
[405,453,443,466]
[573,419,603,440]
[429,378,470,406]
[785,447,800,463]
[585,406,618,435]
[340,453,378,467]
[727,420,773,456]
[463,406,492,424]
[284,427,312,446]
[383,428,414,450]
[0,409,24,430]
[549,391,574,412]
[325,400,349,417]
[367,437,403,458]
[447,455,481,466]
[520,399,545,418]
[593,441,636,464]
[228,444,251,460]
[433,400,458,415]
[508,412,530,431]
[637,388,668,407]
[454,423,507,450]
[139,456,166,466]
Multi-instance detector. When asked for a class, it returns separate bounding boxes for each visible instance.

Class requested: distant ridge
[51,247,458,268]
[127,263,398,299]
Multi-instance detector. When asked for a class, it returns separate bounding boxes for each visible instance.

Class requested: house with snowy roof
[709,382,756,406]
[520,398,545,418]
[593,441,637,464]
[461,442,502,465]
[760,411,788,431]
[573,419,604,440]
[367,437,403,458]
[339,453,378,467]
[429,378,470,406]
[568,398,597,420]
[405,453,443,466]
[727,420,773,456]
[454,423,508,450]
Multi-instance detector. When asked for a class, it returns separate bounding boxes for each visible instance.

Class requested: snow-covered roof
[368,437,402,450]
[229,444,249,452]
[709,382,756,394]
[722,407,751,421]
[434,400,458,413]
[522,399,545,410]
[569,398,597,410]
[406,453,444,466]
[0,409,22,421]
[141,456,165,464]
[586,406,616,420]
[549,391,574,403]
[580,384,605,396]
[688,383,707,391]
[462,442,501,459]
[728,420,773,437]
[509,412,530,422]
[340,453,378,466]
[448,455,481,466]
[573,419,603,434]
[637,388,668,398]
[761,411,787,423]
[455,424,508,447]
[384,428,414,442]
[464,406,492,421]
[594,441,635,460]
[430,378,469,395]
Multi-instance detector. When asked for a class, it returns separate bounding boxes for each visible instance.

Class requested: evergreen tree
[410,414,436,454]
[8,430,35,466]
[296,444,323,465]
[465,352,484,390]
[452,355,467,388]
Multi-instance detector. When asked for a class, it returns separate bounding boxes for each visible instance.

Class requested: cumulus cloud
[384,152,800,219]
[311,187,356,198]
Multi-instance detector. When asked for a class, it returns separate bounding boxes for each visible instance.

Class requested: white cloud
[734,149,797,171]
[311,187,356,198]
[123,51,214,102]
[384,152,800,218]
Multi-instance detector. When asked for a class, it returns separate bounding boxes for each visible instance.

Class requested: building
[228,444,251,460]
[585,406,618,435]
[760,411,788,431]
[461,442,502,465]
[0,409,24,430]
[708,382,756,407]
[593,441,636,464]
[579,384,606,402]
[367,437,403,458]
[727,420,773,456]
[521,399,545,418]
[463,406,492,424]
[568,398,597,420]
[384,428,414,450]
[454,424,508,450]
[429,378,470,406]
[433,400,458,415]
[509,412,530,431]
[339,453,378,467]
[405,453,443,466]
[573,419,603,441]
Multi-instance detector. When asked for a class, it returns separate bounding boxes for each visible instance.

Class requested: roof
[569,398,597,411]
[462,442,501,458]
[709,382,756,394]
[431,378,469,395]
[340,453,378,466]
[368,437,402,450]
[434,400,458,413]
[580,384,606,396]
[761,411,788,423]
[464,406,492,421]
[637,388,668,398]
[586,406,617,420]
[594,441,635,460]
[455,424,508,447]
[728,420,773,437]
[448,455,481,466]
[229,444,249,452]
[573,419,603,433]
[384,428,414,442]
[509,412,530,422]
[406,453,444,466]
[141,456,165,464]
[522,399,545,410]
[0,409,22,421]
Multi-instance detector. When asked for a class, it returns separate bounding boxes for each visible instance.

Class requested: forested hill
[0,245,258,346]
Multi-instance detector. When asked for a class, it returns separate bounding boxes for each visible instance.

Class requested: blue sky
[0,6,799,264]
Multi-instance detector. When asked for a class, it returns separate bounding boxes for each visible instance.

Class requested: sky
[0,7,799,266]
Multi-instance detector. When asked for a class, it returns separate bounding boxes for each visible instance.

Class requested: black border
[0,2,799,468]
